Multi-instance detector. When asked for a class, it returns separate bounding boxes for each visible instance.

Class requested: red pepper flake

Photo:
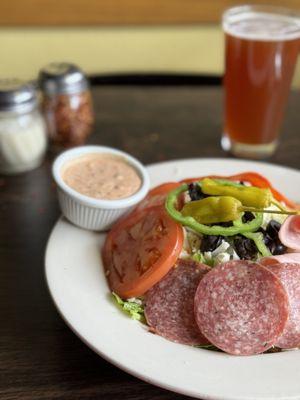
[42,91,94,148]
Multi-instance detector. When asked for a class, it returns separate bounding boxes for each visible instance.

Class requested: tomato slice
[102,206,184,298]
[135,182,180,212]
[180,172,297,209]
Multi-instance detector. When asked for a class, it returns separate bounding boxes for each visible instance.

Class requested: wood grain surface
[0,0,299,26]
[0,85,299,400]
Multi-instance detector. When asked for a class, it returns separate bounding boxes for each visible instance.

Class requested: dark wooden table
[1,85,300,400]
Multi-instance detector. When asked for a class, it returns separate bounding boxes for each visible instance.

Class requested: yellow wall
[0,25,300,85]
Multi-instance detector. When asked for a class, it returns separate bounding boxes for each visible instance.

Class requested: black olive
[264,233,274,248]
[234,235,257,260]
[242,212,255,223]
[272,241,287,255]
[263,236,287,256]
[257,226,286,255]
[262,220,286,255]
[200,235,223,252]
[266,220,281,239]
[188,183,206,201]
[267,241,276,254]
[257,227,273,246]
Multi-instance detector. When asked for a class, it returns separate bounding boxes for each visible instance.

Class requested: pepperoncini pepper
[182,196,241,224]
[165,184,263,236]
[201,178,272,209]
[165,184,299,237]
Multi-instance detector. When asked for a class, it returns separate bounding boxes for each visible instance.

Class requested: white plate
[45,158,300,400]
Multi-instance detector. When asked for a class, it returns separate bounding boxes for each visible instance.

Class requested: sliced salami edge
[264,262,300,349]
[145,258,210,346]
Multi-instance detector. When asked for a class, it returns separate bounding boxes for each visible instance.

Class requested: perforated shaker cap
[0,79,38,113]
[38,62,89,95]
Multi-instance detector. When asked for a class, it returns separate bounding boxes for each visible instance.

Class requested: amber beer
[222,6,300,158]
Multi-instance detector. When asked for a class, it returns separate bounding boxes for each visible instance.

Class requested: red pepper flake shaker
[39,62,94,149]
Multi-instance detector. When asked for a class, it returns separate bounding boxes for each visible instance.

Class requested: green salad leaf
[192,252,215,267]
[192,252,205,264]
[112,292,145,322]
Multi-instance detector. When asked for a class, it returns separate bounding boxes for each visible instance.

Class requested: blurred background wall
[0,0,299,84]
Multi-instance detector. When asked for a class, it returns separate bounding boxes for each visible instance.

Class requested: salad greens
[112,293,145,322]
[168,179,292,265]
[194,344,222,351]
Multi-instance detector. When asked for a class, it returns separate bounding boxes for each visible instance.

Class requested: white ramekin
[52,145,150,231]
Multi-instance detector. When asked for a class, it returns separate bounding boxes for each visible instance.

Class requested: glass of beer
[222,5,300,158]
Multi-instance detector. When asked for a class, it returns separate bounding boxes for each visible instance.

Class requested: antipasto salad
[102,172,300,356]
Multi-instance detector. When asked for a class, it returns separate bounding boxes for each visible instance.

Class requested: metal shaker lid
[38,62,89,95]
[0,79,38,113]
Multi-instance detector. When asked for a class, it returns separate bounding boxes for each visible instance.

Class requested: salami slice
[261,253,300,266]
[265,263,300,349]
[145,259,210,345]
[194,260,289,355]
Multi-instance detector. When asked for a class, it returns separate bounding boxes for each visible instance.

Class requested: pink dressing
[62,153,142,200]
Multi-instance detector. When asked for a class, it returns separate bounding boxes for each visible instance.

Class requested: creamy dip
[62,153,142,200]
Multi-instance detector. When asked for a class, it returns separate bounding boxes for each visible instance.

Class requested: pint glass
[222,6,300,158]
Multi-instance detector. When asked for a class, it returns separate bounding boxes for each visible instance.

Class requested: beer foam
[223,10,300,41]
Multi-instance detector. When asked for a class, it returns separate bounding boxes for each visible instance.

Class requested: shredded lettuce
[202,240,240,267]
[191,250,215,266]
[210,241,230,257]
[112,292,145,322]
[189,237,241,267]
[194,344,221,351]
[192,252,205,263]
[185,230,201,254]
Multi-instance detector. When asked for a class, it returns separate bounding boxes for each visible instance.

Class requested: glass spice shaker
[0,79,47,174]
[38,63,94,149]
